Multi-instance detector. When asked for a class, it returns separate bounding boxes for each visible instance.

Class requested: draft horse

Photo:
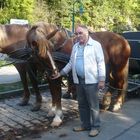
[0,24,40,109]
[26,22,131,126]
[0,24,75,127]
[0,24,59,112]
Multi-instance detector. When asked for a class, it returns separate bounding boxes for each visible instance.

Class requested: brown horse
[26,22,131,126]
[0,24,60,112]
[0,24,75,127]
[0,24,40,109]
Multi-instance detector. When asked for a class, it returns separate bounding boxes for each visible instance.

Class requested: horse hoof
[109,103,122,112]
[17,100,29,106]
[100,103,110,111]
[50,120,62,127]
[50,114,64,127]
[47,111,55,118]
[31,103,41,112]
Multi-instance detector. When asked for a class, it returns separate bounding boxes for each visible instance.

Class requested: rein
[53,39,68,51]
[105,84,127,92]
[27,26,73,78]
[52,52,70,63]
[0,45,32,68]
[8,47,32,61]
[51,27,73,52]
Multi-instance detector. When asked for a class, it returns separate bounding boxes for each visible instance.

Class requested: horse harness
[26,27,72,79]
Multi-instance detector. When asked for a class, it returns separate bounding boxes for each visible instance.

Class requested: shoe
[73,126,90,132]
[89,129,100,137]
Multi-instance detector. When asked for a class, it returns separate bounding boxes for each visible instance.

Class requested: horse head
[26,23,68,78]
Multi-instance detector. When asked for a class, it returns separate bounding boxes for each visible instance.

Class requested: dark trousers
[76,78,100,130]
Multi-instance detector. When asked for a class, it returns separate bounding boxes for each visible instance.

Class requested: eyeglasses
[74,31,83,36]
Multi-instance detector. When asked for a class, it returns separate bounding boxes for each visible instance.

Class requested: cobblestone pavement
[0,66,140,140]
[22,98,140,140]
[0,92,78,140]
[0,92,140,140]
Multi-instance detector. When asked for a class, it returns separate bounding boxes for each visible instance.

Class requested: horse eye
[32,41,37,47]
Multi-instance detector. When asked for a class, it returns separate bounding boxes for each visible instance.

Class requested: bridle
[27,25,76,79]
[50,27,75,52]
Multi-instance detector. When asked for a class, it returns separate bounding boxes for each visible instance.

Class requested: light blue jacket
[62,36,106,84]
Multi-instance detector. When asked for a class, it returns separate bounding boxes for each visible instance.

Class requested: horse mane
[27,22,69,58]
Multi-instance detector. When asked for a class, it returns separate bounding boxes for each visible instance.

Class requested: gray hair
[77,24,88,30]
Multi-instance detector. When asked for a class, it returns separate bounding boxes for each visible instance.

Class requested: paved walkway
[0,92,79,140]
[0,65,140,140]
[0,91,140,140]
[22,98,140,140]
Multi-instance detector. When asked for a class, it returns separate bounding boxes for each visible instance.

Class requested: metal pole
[72,0,83,33]
[72,1,75,33]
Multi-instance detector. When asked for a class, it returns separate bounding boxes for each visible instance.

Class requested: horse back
[0,24,29,51]
[90,31,131,67]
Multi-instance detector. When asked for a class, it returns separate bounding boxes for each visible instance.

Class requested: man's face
[75,26,88,45]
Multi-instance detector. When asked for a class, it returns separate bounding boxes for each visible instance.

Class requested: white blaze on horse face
[46,50,58,75]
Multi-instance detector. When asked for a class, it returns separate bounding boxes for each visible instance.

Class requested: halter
[27,25,74,79]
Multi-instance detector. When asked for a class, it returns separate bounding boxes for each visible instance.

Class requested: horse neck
[49,31,67,50]
[55,37,74,55]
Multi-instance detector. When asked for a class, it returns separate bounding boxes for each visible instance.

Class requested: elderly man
[55,25,106,137]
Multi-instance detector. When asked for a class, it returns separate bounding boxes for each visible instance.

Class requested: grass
[0,61,7,66]
[0,61,51,94]
[0,60,13,67]
[0,77,48,94]
[0,81,23,93]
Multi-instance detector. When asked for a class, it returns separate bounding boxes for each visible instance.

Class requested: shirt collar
[86,36,93,46]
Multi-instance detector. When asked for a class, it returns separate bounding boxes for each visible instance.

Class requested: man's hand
[98,81,105,90]
[51,72,61,79]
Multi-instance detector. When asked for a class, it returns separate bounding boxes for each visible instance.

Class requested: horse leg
[47,77,63,127]
[62,73,76,100]
[15,63,30,106]
[62,78,72,99]
[108,62,129,112]
[27,63,42,111]
[67,80,76,99]
[101,63,112,111]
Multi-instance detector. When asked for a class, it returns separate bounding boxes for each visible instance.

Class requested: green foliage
[80,0,140,32]
[0,0,34,24]
[44,0,72,28]
[0,0,139,32]
[30,0,49,24]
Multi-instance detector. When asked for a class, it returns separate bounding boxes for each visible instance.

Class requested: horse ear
[46,29,59,40]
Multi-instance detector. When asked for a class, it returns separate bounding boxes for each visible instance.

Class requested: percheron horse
[0,24,73,127]
[0,24,44,111]
[26,22,131,126]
